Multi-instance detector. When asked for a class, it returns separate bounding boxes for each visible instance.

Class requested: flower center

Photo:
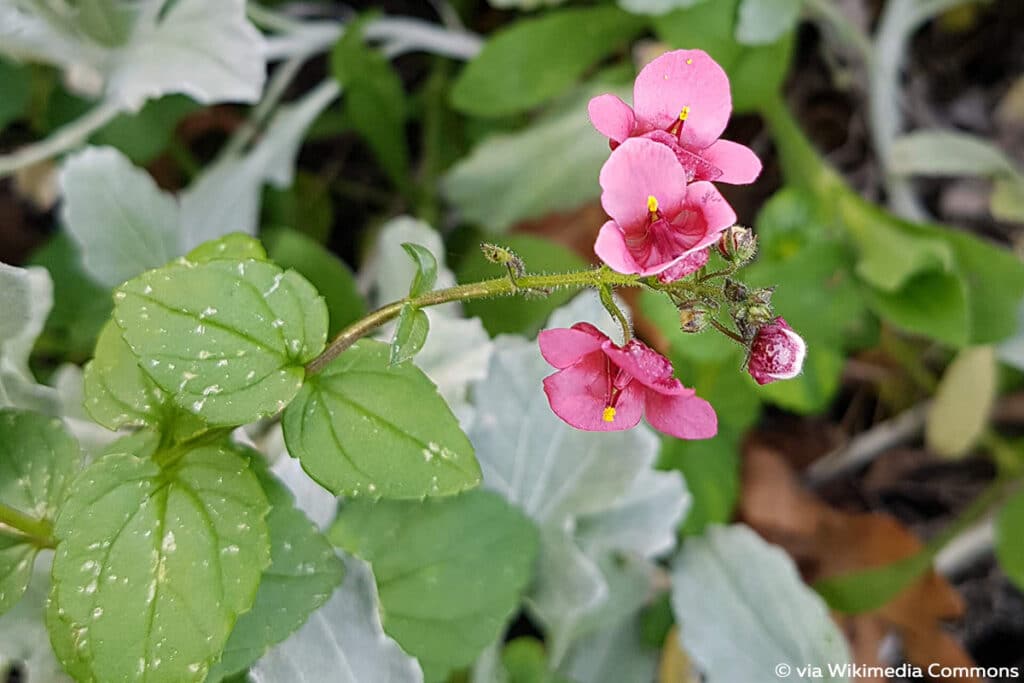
[602,406,616,422]
[601,356,634,423]
[647,194,660,217]
[666,105,690,138]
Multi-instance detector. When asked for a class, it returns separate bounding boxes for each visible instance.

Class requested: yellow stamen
[602,406,617,423]
[679,105,691,121]
[686,58,693,65]
[647,195,659,215]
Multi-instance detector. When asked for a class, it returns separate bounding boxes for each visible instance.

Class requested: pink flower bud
[747,318,806,385]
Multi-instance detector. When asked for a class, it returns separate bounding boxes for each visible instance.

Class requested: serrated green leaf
[50,446,270,682]
[451,7,645,117]
[0,532,36,616]
[401,243,439,298]
[83,320,206,438]
[0,409,81,615]
[390,305,430,366]
[926,346,997,459]
[331,17,409,190]
[652,0,794,112]
[186,233,268,264]
[330,490,539,682]
[672,525,851,682]
[458,235,587,335]
[264,228,365,336]
[114,259,327,426]
[0,409,81,525]
[996,491,1024,593]
[208,465,344,681]
[282,340,480,499]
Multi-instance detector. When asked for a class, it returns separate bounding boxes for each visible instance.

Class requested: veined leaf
[208,464,344,681]
[282,340,480,499]
[49,446,270,682]
[114,259,327,426]
[390,305,430,366]
[0,410,82,615]
[330,490,539,682]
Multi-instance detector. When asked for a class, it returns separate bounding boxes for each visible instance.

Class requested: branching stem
[0,503,55,549]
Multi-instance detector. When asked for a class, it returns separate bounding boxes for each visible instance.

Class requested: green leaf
[560,613,658,683]
[331,17,409,190]
[736,0,802,44]
[186,233,268,263]
[926,346,997,458]
[991,177,1024,223]
[864,270,970,347]
[0,533,37,616]
[401,242,439,297]
[0,57,30,131]
[652,0,795,112]
[264,228,366,336]
[0,408,82,533]
[673,525,852,681]
[282,340,480,499]
[4,560,72,682]
[390,305,430,366]
[451,7,645,117]
[443,83,629,233]
[756,346,845,414]
[458,235,587,335]
[659,431,740,536]
[83,320,205,438]
[814,550,934,615]
[996,491,1024,593]
[330,490,539,682]
[208,464,345,681]
[366,216,457,310]
[0,262,61,415]
[49,446,271,682]
[114,259,327,426]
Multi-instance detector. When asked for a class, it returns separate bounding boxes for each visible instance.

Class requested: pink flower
[538,323,717,440]
[747,318,807,385]
[595,138,736,277]
[588,49,761,185]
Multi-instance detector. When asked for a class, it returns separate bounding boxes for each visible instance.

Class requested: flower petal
[633,49,732,150]
[602,339,691,396]
[542,356,644,432]
[701,139,762,184]
[656,248,709,284]
[645,392,718,440]
[538,324,608,369]
[600,138,689,230]
[588,93,635,143]
[594,221,642,275]
[672,181,738,253]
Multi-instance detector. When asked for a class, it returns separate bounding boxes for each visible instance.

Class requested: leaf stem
[0,99,121,178]
[708,318,747,346]
[305,267,654,374]
[0,503,55,549]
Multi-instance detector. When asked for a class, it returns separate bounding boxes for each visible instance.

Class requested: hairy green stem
[306,268,654,374]
[0,503,55,549]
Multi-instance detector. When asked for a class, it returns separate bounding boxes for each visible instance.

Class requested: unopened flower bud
[747,317,806,385]
[678,302,710,333]
[717,225,756,262]
[723,278,747,302]
[481,243,525,278]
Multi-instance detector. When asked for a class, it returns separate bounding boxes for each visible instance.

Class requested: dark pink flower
[588,49,761,185]
[747,318,806,385]
[538,323,717,440]
[595,137,736,277]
